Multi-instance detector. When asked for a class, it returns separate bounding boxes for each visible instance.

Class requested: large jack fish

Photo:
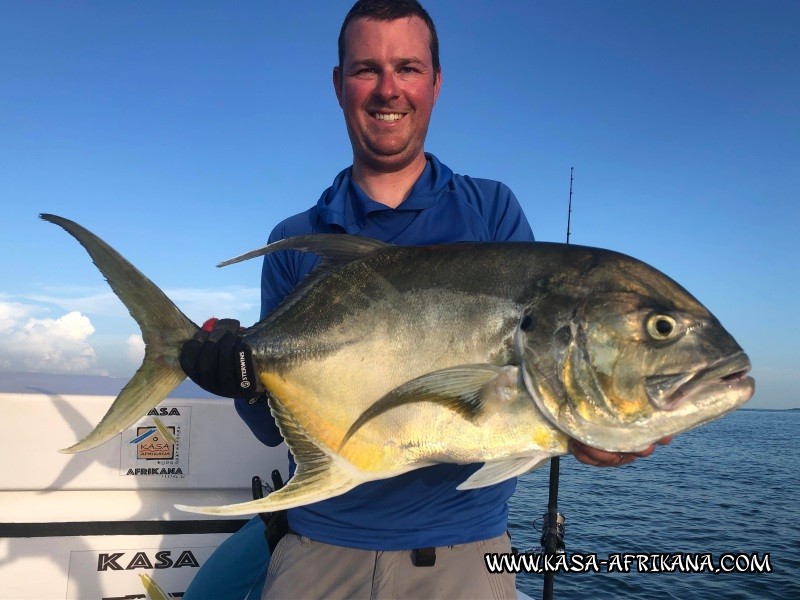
[41,214,754,516]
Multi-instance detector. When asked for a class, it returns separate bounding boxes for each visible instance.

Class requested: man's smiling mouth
[373,113,405,122]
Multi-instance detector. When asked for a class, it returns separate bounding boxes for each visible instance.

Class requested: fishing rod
[540,167,573,600]
[565,167,573,245]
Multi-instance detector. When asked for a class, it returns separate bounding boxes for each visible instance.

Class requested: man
[182,1,666,597]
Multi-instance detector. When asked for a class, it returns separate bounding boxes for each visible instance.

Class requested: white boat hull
[0,388,285,599]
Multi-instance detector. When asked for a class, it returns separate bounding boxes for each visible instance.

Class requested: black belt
[412,546,436,567]
[253,468,436,567]
[266,523,435,567]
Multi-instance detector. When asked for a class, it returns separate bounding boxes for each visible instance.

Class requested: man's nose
[374,72,400,102]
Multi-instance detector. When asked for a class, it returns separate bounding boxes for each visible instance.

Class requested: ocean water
[508,409,800,600]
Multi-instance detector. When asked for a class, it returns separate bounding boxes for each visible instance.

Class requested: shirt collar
[315,153,453,234]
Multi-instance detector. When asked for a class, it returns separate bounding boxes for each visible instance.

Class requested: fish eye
[646,314,679,340]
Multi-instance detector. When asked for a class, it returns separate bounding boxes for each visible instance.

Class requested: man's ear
[333,66,344,108]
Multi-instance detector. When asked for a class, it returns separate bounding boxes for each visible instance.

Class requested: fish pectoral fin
[457,454,553,490]
[339,365,521,451]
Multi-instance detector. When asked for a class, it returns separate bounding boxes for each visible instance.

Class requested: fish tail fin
[176,396,363,516]
[41,214,198,453]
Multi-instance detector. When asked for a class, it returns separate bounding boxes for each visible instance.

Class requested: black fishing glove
[180,318,264,399]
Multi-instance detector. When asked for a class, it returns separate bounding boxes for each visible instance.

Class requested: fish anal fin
[339,365,522,451]
[268,394,337,479]
[175,458,362,516]
[456,454,553,490]
[177,394,366,516]
[179,396,366,515]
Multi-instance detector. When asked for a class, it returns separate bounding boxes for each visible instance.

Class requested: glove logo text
[239,350,251,388]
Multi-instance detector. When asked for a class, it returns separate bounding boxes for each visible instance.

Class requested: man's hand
[180,318,264,399]
[570,436,673,467]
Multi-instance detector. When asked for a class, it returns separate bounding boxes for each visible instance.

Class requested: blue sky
[1,1,797,409]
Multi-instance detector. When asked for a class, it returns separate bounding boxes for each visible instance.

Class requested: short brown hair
[338,0,440,73]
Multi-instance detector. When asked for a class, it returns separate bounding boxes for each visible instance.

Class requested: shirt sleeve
[494,188,534,242]
[232,254,288,446]
[234,226,320,447]
[482,181,535,242]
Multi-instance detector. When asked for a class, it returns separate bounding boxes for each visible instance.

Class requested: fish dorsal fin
[338,365,521,451]
[223,235,391,333]
[456,454,552,490]
[218,234,389,269]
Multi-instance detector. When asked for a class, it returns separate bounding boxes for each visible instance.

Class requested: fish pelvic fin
[177,396,363,515]
[338,365,519,451]
[152,415,178,444]
[457,454,553,490]
[41,214,198,453]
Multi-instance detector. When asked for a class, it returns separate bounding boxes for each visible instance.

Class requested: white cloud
[0,284,260,377]
[126,334,145,366]
[167,287,261,325]
[25,290,129,318]
[0,302,105,374]
[19,285,261,326]
[0,301,35,333]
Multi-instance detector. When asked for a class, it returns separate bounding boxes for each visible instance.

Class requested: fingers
[179,318,260,399]
[212,318,242,335]
[180,334,205,375]
[631,445,655,458]
[569,439,662,468]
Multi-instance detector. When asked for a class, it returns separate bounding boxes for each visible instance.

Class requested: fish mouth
[645,352,753,411]
[541,351,754,453]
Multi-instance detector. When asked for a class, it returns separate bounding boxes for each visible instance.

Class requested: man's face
[334,16,441,174]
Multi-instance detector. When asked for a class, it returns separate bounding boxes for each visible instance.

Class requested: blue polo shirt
[234,153,534,550]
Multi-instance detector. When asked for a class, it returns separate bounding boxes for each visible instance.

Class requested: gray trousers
[262,532,517,600]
